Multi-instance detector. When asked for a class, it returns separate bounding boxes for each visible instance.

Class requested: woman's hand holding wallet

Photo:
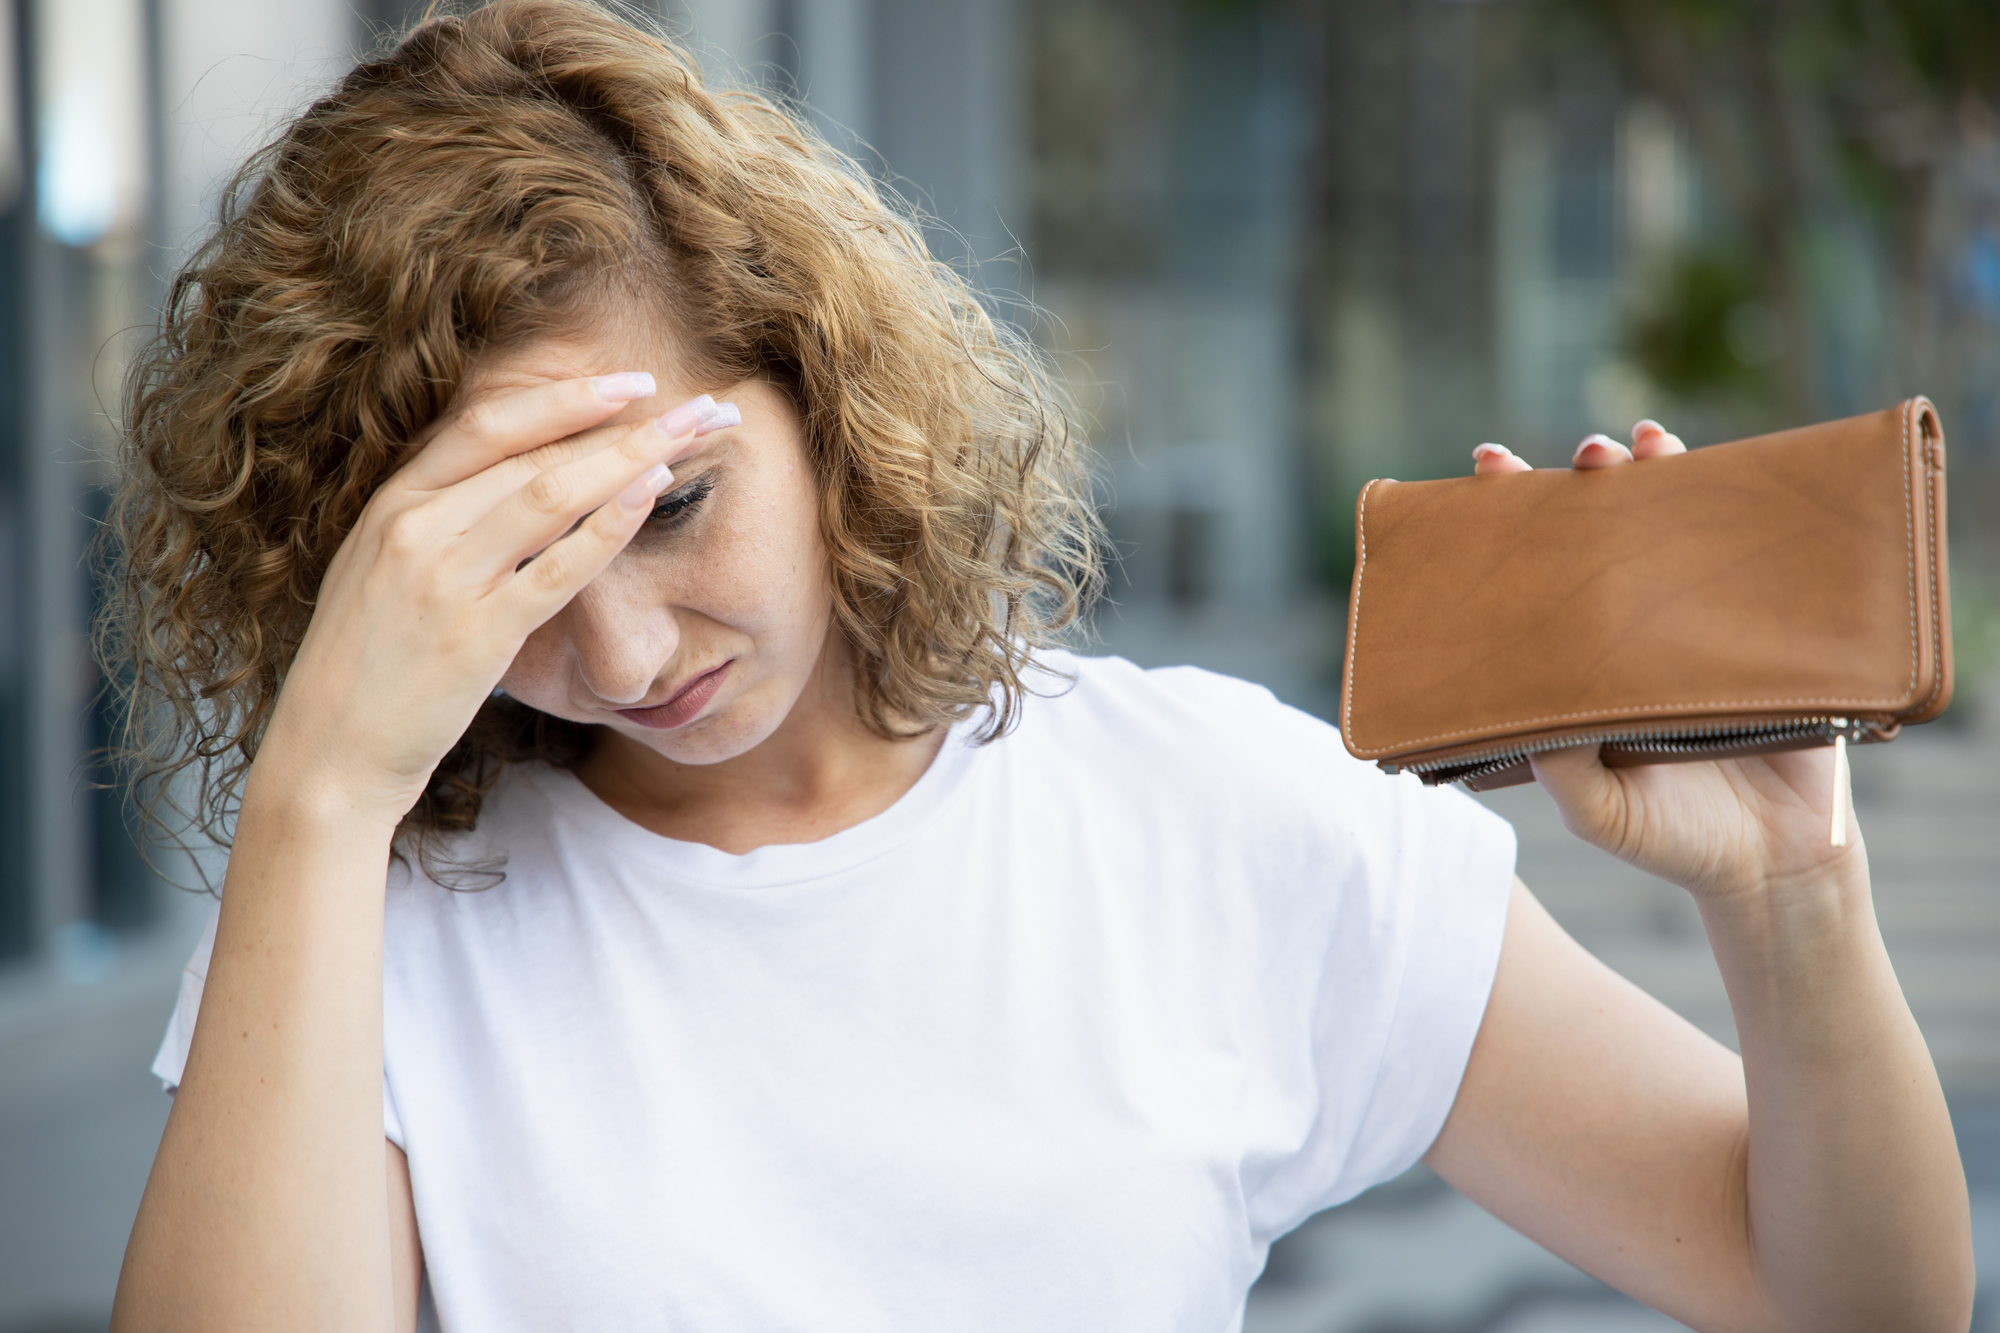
[1345,400,1952,912]
[1456,422,1840,904]
[1466,418,1867,911]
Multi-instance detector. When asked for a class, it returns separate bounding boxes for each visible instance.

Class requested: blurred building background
[0,1,1996,1329]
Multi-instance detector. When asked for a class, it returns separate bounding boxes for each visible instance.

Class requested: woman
[111,3,1973,1330]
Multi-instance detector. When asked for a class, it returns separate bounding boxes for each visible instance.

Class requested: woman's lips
[616,661,732,730]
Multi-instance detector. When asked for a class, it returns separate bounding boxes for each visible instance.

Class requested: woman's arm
[1430,421,1975,1333]
[1430,870,1971,1333]
[111,374,713,1332]
[389,1143,422,1333]
[112,793,405,1330]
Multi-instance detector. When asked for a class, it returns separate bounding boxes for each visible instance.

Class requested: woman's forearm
[1700,855,1973,1333]
[109,368,692,1329]
[112,774,403,1333]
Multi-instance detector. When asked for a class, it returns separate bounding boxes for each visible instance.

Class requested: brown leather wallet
[1339,398,1952,799]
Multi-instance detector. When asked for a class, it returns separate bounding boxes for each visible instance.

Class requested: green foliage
[1935,566,2000,726]
[1837,0,2000,103]
[1029,0,1161,276]
[1176,0,1270,16]
[1952,569,2000,687]
[1315,495,1357,599]
[1833,137,1898,226]
[1628,249,1777,402]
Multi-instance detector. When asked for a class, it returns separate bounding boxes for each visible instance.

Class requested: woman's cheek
[496,632,571,711]
[690,527,805,632]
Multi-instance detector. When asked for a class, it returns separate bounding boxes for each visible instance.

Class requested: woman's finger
[1472,442,1534,475]
[1528,744,1625,851]
[425,397,734,534]
[1572,433,1634,469]
[1630,418,1688,460]
[451,407,695,578]
[397,372,662,492]
[493,455,676,633]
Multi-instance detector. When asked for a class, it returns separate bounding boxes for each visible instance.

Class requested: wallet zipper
[1395,716,1874,788]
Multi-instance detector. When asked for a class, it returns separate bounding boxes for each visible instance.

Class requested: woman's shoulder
[1014,648,1515,925]
[1018,649,1511,849]
[1031,646,1296,711]
[1020,649,1352,785]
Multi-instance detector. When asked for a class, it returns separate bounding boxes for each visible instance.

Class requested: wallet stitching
[1346,407,1933,758]
[1900,403,1921,703]
[1344,480,1378,746]
[1910,402,1947,717]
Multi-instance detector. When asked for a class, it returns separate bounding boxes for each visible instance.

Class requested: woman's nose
[564,580,679,707]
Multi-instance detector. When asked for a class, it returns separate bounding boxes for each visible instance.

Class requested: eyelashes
[646,473,714,529]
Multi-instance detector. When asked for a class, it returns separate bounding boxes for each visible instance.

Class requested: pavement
[0,600,1995,1332]
[0,894,206,1333]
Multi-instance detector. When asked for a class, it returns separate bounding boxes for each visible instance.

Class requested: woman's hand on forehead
[410,377,733,526]
[253,370,737,827]
[400,372,715,493]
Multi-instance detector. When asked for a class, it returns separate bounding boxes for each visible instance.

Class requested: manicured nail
[619,463,672,511]
[1632,418,1663,437]
[696,401,741,434]
[1472,442,1511,460]
[1573,434,1618,461]
[655,394,716,438]
[594,372,656,402]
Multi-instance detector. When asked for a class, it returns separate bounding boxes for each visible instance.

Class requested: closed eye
[646,474,714,529]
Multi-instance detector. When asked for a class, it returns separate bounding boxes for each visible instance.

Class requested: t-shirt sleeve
[151,906,218,1092]
[1323,775,1516,1188]
[1121,665,1517,1237]
[150,903,408,1147]
[1266,761,1516,1232]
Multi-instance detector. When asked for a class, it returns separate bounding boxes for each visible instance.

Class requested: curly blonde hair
[109,0,1100,864]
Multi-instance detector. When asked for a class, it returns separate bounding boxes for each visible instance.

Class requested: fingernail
[656,394,716,438]
[594,372,656,402]
[696,401,741,434]
[1573,434,1616,461]
[1633,419,1663,436]
[1472,442,1511,459]
[619,463,672,511]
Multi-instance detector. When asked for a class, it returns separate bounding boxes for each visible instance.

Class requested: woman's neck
[573,634,945,854]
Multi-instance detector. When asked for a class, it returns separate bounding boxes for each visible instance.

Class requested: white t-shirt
[156,653,1516,1332]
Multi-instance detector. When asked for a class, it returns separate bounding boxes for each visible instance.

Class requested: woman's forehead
[460,325,676,400]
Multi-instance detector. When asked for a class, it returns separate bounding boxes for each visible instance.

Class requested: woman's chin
[615,701,780,769]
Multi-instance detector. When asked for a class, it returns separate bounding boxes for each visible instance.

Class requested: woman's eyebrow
[665,437,731,476]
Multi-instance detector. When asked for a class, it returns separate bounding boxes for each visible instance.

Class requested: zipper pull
[1829,717,1851,848]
